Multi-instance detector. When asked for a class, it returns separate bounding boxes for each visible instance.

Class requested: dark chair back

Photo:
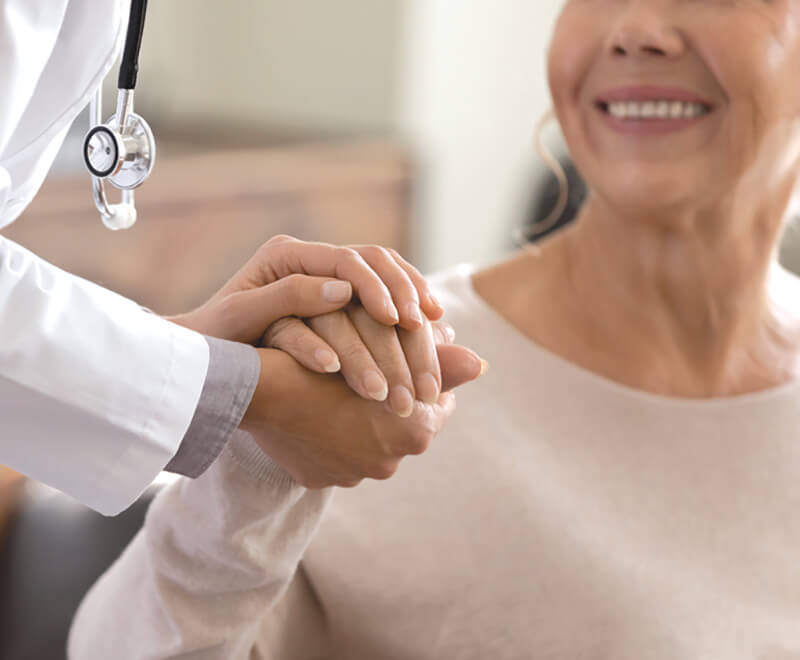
[0,483,158,660]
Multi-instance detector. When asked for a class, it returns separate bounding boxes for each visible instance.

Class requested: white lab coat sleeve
[0,235,210,515]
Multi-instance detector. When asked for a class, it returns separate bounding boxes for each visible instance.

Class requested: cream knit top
[70,265,800,659]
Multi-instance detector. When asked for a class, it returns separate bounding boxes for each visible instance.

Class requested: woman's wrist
[224,431,299,491]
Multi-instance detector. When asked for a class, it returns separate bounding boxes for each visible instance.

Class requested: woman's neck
[476,195,800,397]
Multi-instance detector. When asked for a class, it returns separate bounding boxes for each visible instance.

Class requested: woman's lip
[596,85,714,107]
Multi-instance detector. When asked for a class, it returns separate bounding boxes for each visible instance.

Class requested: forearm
[0,237,209,516]
[68,433,332,660]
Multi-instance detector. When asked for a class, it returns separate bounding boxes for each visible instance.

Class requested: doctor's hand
[240,336,485,489]
[169,235,443,352]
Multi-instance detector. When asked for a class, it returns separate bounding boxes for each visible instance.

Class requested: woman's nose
[607,1,685,60]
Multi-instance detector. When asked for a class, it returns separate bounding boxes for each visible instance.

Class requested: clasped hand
[170,235,485,488]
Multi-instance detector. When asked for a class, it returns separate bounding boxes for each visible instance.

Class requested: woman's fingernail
[427,291,442,309]
[364,371,389,402]
[390,386,415,418]
[406,302,423,326]
[417,373,440,404]
[386,298,400,323]
[444,324,456,343]
[479,359,490,376]
[315,349,341,373]
[322,280,352,303]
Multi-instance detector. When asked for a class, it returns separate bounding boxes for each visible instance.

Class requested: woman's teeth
[605,100,710,120]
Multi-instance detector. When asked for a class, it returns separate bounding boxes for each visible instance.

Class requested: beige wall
[397,0,564,272]
[134,0,404,134]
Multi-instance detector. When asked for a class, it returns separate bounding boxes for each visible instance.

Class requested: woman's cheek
[547,29,593,114]
[548,8,593,75]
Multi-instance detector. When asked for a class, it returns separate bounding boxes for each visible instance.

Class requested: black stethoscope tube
[118,0,148,91]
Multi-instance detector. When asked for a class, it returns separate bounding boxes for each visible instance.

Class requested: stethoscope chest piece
[83,110,155,191]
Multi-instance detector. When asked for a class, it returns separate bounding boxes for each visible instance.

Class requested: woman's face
[548,0,800,217]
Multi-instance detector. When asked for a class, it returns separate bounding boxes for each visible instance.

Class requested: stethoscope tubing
[83,0,152,230]
[119,0,148,91]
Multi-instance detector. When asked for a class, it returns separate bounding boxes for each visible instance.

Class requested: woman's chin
[595,176,705,219]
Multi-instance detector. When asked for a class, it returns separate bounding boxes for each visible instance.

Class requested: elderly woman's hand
[168,235,444,351]
[242,342,484,489]
[262,305,458,417]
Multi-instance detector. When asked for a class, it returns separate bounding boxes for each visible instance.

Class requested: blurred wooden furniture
[1,140,413,314]
[0,468,24,540]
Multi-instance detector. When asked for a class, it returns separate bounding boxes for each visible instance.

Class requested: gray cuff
[165,336,261,478]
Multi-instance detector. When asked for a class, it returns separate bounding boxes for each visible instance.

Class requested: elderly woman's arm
[68,343,476,659]
[67,431,332,660]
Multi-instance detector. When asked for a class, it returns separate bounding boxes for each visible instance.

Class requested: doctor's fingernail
[417,373,440,405]
[322,280,352,303]
[315,349,341,373]
[406,302,423,326]
[479,359,490,376]
[364,371,389,402]
[390,386,415,418]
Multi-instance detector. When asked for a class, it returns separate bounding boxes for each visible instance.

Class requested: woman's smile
[594,84,716,136]
[548,0,800,210]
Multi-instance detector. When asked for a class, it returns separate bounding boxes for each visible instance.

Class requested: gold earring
[512,108,570,248]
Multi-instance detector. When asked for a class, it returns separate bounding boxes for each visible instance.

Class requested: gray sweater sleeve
[165,336,261,477]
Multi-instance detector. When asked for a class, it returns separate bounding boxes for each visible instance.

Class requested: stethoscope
[82,0,153,230]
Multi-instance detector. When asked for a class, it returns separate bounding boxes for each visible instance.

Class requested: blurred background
[0,3,564,656]
[4,1,800,657]
[2,0,569,317]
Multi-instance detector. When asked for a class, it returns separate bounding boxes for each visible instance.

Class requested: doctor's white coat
[0,0,210,515]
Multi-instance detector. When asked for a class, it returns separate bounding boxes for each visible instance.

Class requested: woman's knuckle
[408,426,433,454]
[407,434,431,456]
[261,317,290,346]
[261,327,277,346]
[288,332,313,357]
[273,316,296,335]
[370,461,398,481]
[338,246,361,261]
[268,233,296,246]
[306,311,343,335]
[335,340,365,361]
[363,245,391,262]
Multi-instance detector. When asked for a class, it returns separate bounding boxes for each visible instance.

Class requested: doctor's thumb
[194,275,353,345]
[256,275,353,319]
